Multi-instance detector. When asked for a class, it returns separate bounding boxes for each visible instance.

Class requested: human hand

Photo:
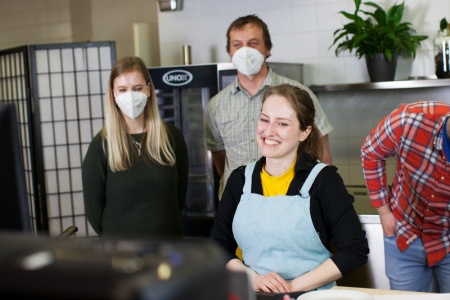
[377,205,396,236]
[253,272,290,293]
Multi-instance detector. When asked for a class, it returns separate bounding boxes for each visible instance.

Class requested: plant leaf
[440,17,448,32]
[330,0,428,60]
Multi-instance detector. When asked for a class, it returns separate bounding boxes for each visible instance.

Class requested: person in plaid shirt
[361,101,450,292]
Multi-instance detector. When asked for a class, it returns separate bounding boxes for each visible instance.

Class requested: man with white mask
[205,15,334,199]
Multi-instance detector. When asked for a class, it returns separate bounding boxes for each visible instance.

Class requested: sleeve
[316,166,369,276]
[287,79,333,136]
[169,123,189,213]
[304,86,334,136]
[204,96,225,152]
[210,167,245,262]
[361,105,404,208]
[82,132,107,235]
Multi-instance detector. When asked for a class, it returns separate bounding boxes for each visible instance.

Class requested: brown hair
[226,14,273,53]
[262,84,323,160]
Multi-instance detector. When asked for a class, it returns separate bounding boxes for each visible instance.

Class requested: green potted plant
[331,0,428,82]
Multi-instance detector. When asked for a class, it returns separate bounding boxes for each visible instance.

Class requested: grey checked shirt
[204,69,333,198]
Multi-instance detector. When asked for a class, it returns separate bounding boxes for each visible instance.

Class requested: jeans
[384,235,450,292]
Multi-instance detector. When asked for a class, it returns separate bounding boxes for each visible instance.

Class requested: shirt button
[431,194,435,198]
[441,176,445,180]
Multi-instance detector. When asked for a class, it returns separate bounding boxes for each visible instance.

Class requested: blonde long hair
[103,57,175,171]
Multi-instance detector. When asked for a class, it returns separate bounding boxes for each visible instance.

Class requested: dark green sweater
[82,122,188,238]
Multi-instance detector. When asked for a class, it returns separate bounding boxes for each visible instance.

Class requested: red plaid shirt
[361,101,450,266]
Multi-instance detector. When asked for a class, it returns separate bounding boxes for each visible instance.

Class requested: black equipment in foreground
[0,234,228,300]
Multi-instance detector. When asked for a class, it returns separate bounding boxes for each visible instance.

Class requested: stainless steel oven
[148,62,304,237]
[149,64,219,237]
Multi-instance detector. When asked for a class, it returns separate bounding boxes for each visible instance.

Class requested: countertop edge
[309,79,450,92]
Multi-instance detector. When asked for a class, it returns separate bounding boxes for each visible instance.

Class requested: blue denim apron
[232,162,335,290]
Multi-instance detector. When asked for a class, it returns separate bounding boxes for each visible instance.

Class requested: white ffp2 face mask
[231,47,265,76]
[115,91,148,119]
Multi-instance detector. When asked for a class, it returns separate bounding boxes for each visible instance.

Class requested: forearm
[321,134,332,164]
[81,139,106,235]
[226,259,258,287]
[226,259,289,293]
[82,178,105,235]
[377,204,396,235]
[289,258,342,292]
[211,150,226,177]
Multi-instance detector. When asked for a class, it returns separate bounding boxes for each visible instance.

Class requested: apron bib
[232,162,335,290]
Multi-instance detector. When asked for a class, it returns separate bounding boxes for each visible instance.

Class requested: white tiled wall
[157,0,450,187]
[157,0,450,85]
[320,88,450,186]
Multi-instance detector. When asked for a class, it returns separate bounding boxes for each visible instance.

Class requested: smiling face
[257,94,311,164]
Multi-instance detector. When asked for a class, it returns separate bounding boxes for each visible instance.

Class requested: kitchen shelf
[309,78,450,93]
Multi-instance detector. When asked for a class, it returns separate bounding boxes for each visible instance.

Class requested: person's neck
[264,155,297,177]
[237,65,269,96]
[125,115,146,134]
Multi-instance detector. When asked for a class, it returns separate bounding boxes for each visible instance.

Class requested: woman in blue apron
[211,84,369,293]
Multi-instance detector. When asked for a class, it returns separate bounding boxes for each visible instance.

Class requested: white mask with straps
[115,91,147,119]
[231,47,265,76]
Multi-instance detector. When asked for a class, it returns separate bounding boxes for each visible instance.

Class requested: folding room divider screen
[0,41,116,237]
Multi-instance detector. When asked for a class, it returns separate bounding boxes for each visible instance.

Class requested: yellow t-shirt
[260,161,296,196]
[235,160,296,260]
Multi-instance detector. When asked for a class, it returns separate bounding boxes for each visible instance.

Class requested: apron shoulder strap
[243,161,257,193]
[299,163,328,198]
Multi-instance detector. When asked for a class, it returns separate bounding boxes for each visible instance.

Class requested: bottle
[434,25,450,78]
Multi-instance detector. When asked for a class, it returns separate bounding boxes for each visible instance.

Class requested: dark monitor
[0,104,31,233]
[218,68,238,91]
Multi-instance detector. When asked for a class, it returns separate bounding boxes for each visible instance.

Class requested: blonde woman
[82,57,188,237]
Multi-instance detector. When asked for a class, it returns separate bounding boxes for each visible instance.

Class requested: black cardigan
[210,152,369,276]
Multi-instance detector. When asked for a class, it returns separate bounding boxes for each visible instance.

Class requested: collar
[442,116,450,162]
[252,151,319,195]
[253,151,318,174]
[252,151,320,195]
[434,113,450,151]
[233,66,275,95]
[228,77,240,95]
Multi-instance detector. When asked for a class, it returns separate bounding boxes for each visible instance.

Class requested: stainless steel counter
[310,78,450,92]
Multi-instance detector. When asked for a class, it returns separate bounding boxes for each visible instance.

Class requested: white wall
[157,0,450,85]
[0,0,73,49]
[90,0,161,66]
[157,0,450,186]
[0,0,161,66]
